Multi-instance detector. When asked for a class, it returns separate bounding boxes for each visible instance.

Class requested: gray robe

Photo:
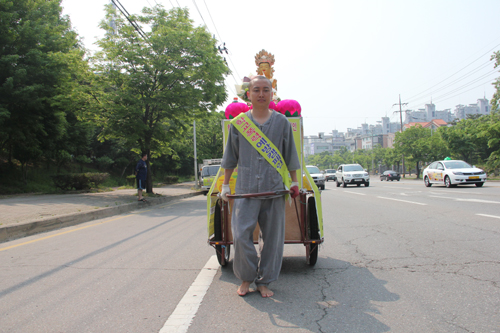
[221,110,300,286]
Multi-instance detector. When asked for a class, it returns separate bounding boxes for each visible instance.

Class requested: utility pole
[370,128,375,174]
[393,94,408,178]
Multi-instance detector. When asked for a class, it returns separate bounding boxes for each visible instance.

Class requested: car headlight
[452,171,464,175]
[364,172,369,177]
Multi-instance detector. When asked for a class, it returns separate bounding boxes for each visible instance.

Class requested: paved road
[1,179,499,332]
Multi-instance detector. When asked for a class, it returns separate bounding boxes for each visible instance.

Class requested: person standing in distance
[220,75,300,298]
[135,153,148,202]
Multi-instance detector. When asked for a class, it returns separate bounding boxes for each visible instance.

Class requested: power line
[192,0,208,28]
[190,1,241,97]
[111,0,147,40]
[407,69,498,109]
[431,78,497,106]
[405,59,493,104]
[203,0,222,43]
[404,42,500,103]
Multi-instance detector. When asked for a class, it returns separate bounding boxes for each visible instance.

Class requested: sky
[61,0,500,136]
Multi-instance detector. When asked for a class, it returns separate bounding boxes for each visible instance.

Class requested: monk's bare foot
[237,281,251,296]
[257,285,274,298]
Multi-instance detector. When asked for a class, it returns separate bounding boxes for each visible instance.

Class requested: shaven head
[248,75,272,89]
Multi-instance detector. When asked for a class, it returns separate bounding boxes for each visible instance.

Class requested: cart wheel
[306,197,320,266]
[214,200,230,266]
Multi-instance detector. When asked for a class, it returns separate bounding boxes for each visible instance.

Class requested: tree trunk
[146,151,153,193]
[120,160,131,178]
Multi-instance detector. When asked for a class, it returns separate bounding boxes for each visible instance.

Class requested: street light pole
[399,95,406,178]
[193,119,199,189]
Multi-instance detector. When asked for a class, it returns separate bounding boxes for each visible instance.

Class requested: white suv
[336,164,370,187]
[306,165,325,190]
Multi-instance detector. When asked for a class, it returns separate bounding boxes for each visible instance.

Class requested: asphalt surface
[0,182,203,243]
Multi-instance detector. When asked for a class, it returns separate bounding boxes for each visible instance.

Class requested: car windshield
[444,161,472,169]
[344,165,364,172]
[201,165,220,177]
[326,169,335,173]
[307,166,320,174]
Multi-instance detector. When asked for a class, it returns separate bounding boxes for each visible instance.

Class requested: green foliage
[308,151,334,170]
[0,0,88,169]
[163,175,179,184]
[51,173,109,191]
[438,117,489,164]
[476,111,500,171]
[195,111,225,162]
[491,50,500,112]
[95,156,114,171]
[88,5,228,192]
[394,125,432,177]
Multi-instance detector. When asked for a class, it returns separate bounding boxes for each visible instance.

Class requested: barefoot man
[220,75,300,297]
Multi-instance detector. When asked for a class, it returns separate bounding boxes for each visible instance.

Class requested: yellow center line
[0,214,133,252]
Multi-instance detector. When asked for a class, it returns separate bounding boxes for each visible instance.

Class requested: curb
[0,191,203,244]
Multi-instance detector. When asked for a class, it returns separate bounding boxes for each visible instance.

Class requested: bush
[95,156,114,171]
[164,175,179,184]
[126,175,136,186]
[51,173,110,191]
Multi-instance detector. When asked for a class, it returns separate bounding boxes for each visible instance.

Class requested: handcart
[206,116,324,266]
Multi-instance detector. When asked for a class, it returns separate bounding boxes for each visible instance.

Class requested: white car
[423,160,487,188]
[324,169,337,182]
[306,165,325,190]
[336,164,370,187]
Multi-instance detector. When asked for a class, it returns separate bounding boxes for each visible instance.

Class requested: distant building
[381,117,401,134]
[454,98,491,120]
[405,103,454,124]
[402,119,449,131]
[303,96,489,158]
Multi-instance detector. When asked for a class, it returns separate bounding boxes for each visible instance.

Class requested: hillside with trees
[0,1,228,194]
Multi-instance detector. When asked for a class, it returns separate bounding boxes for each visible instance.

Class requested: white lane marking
[344,192,366,196]
[159,255,219,333]
[428,195,500,204]
[476,214,500,219]
[377,196,427,205]
[430,190,485,195]
[382,186,413,189]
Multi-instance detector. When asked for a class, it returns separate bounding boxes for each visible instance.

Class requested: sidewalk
[0,182,203,243]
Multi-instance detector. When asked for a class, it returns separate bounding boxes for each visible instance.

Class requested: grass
[0,163,194,196]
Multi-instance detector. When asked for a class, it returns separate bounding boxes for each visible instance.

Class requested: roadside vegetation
[1,1,499,194]
[1,1,225,195]
[307,112,500,179]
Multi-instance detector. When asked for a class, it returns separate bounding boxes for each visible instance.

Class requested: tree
[477,111,500,173]
[91,5,228,192]
[0,0,87,181]
[194,111,225,162]
[394,125,432,178]
[439,117,489,164]
[491,50,500,112]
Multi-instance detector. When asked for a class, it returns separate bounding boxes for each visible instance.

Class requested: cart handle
[226,190,290,199]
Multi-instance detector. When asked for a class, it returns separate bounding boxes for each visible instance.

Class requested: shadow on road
[217,255,399,332]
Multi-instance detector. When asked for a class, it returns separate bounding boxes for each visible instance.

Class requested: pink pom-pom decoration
[277,99,301,117]
[225,102,250,119]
